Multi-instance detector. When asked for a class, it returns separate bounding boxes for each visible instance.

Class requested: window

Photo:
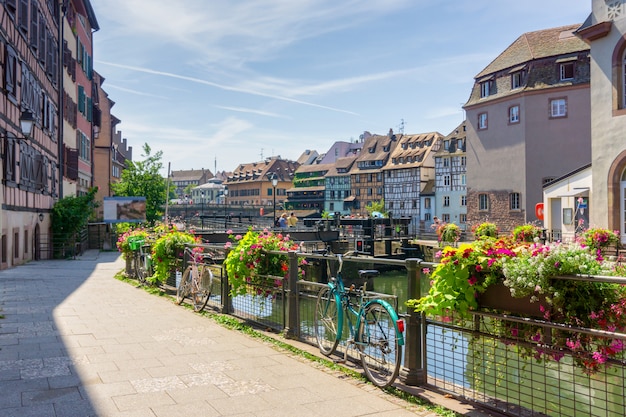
[443,157,450,167]
[478,112,488,129]
[560,62,574,81]
[424,213,431,221]
[444,140,449,150]
[550,98,567,118]
[511,70,524,89]
[424,198,431,209]
[461,157,466,167]
[442,214,450,222]
[480,79,493,98]
[461,195,467,206]
[509,105,520,124]
[444,175,451,186]
[443,196,450,207]
[460,214,467,223]
[510,192,521,210]
[479,194,489,211]
[14,231,19,259]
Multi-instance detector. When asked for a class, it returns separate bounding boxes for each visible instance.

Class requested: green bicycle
[314,251,405,387]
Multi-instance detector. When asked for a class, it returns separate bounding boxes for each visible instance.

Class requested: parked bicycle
[176,245,215,312]
[128,236,151,285]
[314,250,405,387]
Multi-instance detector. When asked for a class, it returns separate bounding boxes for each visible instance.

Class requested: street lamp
[223,187,229,229]
[201,191,205,230]
[3,110,34,147]
[268,173,278,228]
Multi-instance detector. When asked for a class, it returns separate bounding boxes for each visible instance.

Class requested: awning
[557,188,589,197]
[344,195,356,202]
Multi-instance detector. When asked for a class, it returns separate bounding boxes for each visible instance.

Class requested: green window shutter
[78,85,84,114]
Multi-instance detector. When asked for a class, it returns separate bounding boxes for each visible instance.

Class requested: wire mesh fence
[126,242,626,417]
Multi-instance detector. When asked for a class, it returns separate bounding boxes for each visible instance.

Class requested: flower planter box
[478,283,548,318]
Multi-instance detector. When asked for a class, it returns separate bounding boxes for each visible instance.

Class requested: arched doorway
[34,223,41,260]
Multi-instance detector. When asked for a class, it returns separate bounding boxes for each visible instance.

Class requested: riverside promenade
[0,250,498,417]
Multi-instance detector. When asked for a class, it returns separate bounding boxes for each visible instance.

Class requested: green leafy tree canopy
[366,199,387,217]
[110,143,167,224]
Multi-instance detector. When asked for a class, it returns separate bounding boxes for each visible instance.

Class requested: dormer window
[560,62,575,80]
[511,70,525,89]
[480,79,494,97]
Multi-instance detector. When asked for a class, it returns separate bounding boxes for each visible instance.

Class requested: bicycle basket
[128,236,145,251]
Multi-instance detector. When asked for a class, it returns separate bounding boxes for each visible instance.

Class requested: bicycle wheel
[135,253,148,284]
[314,286,341,356]
[176,266,193,305]
[192,266,213,312]
[357,302,402,387]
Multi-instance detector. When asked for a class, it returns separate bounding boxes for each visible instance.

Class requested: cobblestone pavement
[0,251,496,417]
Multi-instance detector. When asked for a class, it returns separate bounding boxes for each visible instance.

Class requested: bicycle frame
[325,258,405,348]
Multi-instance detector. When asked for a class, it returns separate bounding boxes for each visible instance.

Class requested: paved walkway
[0,251,495,417]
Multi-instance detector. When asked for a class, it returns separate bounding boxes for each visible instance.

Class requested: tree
[366,199,387,217]
[51,188,98,258]
[111,143,167,224]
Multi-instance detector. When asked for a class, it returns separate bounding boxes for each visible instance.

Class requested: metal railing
[166,244,626,417]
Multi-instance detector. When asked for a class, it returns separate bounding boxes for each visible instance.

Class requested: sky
[90,0,592,176]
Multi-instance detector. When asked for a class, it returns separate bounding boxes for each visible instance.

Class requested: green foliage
[110,143,167,224]
[438,223,461,244]
[150,228,199,284]
[408,225,626,374]
[472,222,498,239]
[224,229,304,297]
[406,240,506,320]
[51,188,98,257]
[511,224,543,243]
[365,199,386,217]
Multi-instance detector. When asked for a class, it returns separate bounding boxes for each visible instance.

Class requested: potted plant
[471,222,499,240]
[578,227,620,260]
[116,227,150,275]
[437,223,461,246]
[150,228,199,285]
[512,223,543,243]
[224,228,306,297]
[407,225,626,374]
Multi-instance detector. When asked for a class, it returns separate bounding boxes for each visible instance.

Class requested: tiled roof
[170,169,212,182]
[385,132,443,169]
[295,163,334,174]
[475,24,588,79]
[353,134,398,169]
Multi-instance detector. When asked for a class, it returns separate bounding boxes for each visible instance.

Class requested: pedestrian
[279,213,288,229]
[288,212,298,227]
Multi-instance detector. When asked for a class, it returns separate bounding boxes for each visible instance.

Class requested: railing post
[400,257,427,386]
[284,251,299,339]
[221,248,231,314]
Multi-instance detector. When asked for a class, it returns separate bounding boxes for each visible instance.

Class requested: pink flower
[592,351,607,364]
[224,241,232,249]
[510,327,519,337]
[422,268,430,274]
[235,234,242,240]
[468,276,478,286]
[532,333,542,342]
